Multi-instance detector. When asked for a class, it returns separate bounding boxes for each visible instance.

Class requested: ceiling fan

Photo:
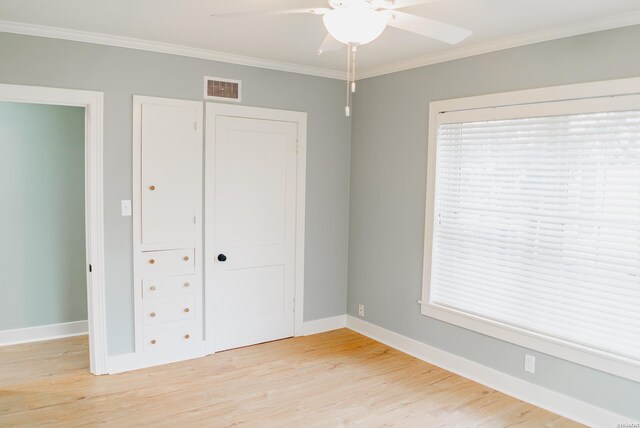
[213,0,472,116]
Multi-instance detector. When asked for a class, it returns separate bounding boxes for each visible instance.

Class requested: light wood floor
[0,329,581,427]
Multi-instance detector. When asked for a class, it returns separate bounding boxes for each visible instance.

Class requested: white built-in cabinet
[127,99,306,372]
[133,96,204,360]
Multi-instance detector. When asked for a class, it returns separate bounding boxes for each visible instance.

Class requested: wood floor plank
[0,329,582,427]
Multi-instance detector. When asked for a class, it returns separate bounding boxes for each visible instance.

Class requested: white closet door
[209,115,297,352]
[141,104,198,245]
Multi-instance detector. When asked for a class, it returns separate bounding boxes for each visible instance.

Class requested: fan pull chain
[345,44,358,117]
[351,45,357,94]
[345,43,351,117]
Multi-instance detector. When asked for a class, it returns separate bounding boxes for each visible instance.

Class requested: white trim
[437,93,640,123]
[2,11,639,81]
[358,10,640,79]
[132,97,143,354]
[303,315,347,336]
[294,114,308,339]
[345,316,636,426]
[0,321,88,346]
[0,20,343,80]
[430,76,640,113]
[106,313,345,372]
[423,304,640,383]
[0,84,106,375]
[421,76,640,383]
[106,342,205,374]
[204,103,307,354]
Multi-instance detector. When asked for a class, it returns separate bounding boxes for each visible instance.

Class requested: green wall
[0,101,87,330]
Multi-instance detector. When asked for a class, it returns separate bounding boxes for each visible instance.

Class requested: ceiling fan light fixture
[211,0,473,118]
[322,7,389,45]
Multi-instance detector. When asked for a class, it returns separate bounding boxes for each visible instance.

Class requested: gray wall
[348,25,640,419]
[0,102,87,330]
[0,32,350,355]
[2,22,638,419]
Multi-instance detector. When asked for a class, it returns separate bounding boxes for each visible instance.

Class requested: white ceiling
[1,0,640,78]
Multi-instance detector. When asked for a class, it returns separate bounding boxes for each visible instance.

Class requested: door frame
[204,103,307,354]
[0,83,107,374]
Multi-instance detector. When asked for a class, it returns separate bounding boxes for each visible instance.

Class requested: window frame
[421,77,640,382]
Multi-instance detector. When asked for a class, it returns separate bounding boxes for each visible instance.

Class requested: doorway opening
[0,84,106,374]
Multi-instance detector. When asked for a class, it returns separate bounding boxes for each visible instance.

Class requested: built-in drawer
[142,294,196,326]
[141,248,194,277]
[143,322,199,351]
[142,275,196,298]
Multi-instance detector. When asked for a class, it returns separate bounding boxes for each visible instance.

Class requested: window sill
[421,302,640,383]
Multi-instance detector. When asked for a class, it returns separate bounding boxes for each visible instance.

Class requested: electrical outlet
[524,354,536,374]
[358,304,365,317]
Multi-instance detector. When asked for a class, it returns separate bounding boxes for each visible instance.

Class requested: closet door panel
[141,103,198,245]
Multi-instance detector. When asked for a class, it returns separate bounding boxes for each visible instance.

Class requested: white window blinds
[429,104,640,364]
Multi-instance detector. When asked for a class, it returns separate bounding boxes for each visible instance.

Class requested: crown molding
[0,20,345,80]
[357,10,640,80]
[2,11,640,82]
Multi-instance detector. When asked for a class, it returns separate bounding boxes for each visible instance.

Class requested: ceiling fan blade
[317,33,343,55]
[386,11,471,44]
[211,8,329,18]
[371,0,440,10]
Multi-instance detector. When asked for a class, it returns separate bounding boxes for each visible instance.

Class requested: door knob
[217,254,227,262]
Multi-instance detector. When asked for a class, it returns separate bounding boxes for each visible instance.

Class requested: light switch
[121,200,132,216]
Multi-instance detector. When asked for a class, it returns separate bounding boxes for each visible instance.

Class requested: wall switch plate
[121,200,132,216]
[524,354,536,374]
[358,304,365,317]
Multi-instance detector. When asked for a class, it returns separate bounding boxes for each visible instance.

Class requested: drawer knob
[183,256,190,261]
[184,308,190,313]
[184,334,190,339]
[149,259,155,265]
[184,282,190,288]
[150,339,157,345]
[149,185,156,191]
[150,312,156,317]
[149,285,156,291]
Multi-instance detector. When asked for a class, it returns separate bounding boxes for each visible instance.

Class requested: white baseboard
[106,342,206,374]
[107,314,349,375]
[303,315,347,336]
[0,320,88,346]
[346,315,634,427]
